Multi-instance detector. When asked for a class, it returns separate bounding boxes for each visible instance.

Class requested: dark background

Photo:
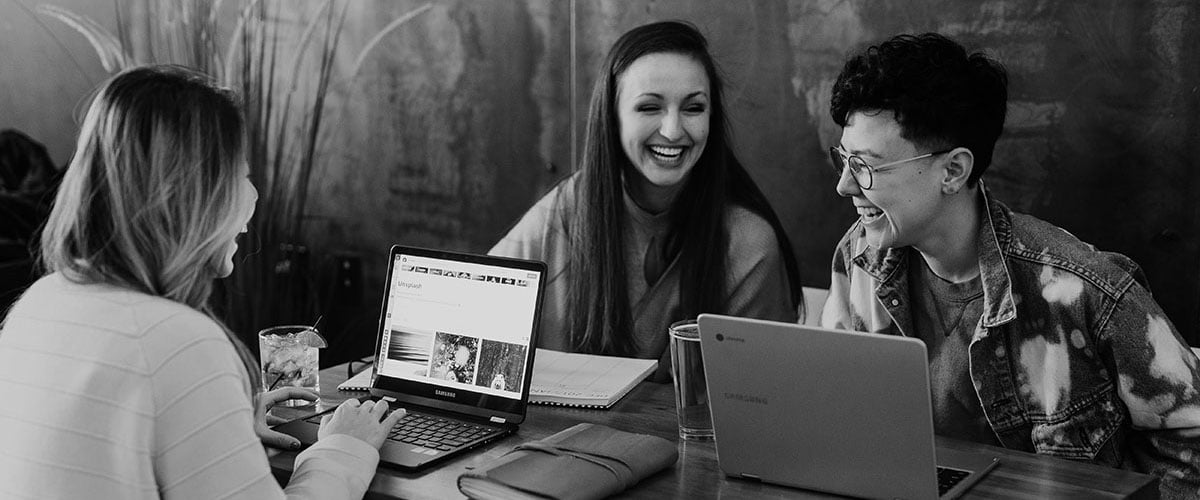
[3,0,1198,366]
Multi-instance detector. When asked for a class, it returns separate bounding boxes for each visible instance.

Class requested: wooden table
[268,364,1159,499]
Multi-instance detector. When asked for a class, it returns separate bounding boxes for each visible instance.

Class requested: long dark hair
[565,21,801,355]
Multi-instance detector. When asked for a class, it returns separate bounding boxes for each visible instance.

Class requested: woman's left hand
[256,387,319,449]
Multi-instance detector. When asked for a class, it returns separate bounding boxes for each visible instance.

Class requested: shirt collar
[974,183,1017,327]
[620,176,674,231]
[851,181,1017,328]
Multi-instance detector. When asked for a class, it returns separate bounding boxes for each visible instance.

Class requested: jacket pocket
[1030,384,1125,462]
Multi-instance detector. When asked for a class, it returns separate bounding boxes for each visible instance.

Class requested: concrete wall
[552,0,1200,345]
[777,0,1200,342]
[4,0,1199,352]
[1,0,112,166]
[308,0,567,265]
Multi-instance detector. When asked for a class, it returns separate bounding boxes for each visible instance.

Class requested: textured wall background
[3,0,1199,360]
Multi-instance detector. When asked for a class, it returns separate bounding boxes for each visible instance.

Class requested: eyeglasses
[828,146,953,190]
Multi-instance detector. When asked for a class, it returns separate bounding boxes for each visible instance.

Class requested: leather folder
[457,423,678,500]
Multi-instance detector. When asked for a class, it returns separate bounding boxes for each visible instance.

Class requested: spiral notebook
[340,348,657,409]
[338,349,659,408]
[338,366,375,391]
[527,349,657,409]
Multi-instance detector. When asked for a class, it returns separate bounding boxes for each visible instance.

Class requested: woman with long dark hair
[491,21,802,381]
[0,65,405,499]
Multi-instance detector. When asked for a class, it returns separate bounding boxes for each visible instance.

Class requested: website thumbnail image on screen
[378,254,540,399]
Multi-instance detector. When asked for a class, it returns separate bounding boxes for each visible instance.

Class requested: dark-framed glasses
[828,146,953,190]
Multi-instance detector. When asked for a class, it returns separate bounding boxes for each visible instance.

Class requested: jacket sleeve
[1103,282,1200,500]
[820,225,858,331]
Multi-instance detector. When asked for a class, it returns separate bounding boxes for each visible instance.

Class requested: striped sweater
[0,273,378,499]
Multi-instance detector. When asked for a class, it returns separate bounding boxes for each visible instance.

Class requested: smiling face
[616,52,710,211]
[835,110,947,250]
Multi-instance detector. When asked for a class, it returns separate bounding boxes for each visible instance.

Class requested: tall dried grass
[30,0,431,338]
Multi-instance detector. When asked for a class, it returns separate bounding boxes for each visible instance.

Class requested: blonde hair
[41,64,259,389]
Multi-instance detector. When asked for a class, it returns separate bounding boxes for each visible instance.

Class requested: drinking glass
[669,319,713,440]
[258,325,323,407]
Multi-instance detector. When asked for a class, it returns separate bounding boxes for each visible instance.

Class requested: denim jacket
[821,185,1200,499]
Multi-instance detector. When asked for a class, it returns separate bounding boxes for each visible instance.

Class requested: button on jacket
[821,185,1200,499]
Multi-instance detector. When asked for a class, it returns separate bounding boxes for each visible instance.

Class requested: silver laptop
[697,314,999,499]
[276,245,546,470]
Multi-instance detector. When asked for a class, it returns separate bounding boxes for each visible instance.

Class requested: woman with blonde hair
[0,65,404,499]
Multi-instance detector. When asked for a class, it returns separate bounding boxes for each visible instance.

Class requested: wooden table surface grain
[267,363,1159,499]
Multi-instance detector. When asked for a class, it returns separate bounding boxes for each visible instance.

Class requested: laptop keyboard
[385,410,500,451]
[303,407,502,452]
[937,466,971,495]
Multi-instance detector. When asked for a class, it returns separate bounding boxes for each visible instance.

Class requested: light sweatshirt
[490,176,797,381]
[0,273,379,500]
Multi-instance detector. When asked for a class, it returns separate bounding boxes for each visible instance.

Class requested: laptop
[275,245,546,470]
[697,314,1000,499]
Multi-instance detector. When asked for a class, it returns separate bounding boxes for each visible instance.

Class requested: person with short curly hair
[821,33,1200,498]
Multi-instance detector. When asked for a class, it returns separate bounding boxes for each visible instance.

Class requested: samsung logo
[435,389,456,398]
[724,392,768,405]
[714,333,745,343]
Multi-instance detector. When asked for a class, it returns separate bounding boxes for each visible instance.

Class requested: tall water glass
[259,325,321,407]
[669,319,713,440]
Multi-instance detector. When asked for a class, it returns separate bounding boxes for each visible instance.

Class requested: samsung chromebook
[697,314,1000,500]
[275,245,546,470]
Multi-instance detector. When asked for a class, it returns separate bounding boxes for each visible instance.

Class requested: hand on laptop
[256,387,319,449]
[319,398,408,449]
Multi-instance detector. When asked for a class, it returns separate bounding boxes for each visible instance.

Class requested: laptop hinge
[741,473,761,481]
[489,416,507,424]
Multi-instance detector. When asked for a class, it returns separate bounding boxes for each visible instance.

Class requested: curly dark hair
[830,33,1008,185]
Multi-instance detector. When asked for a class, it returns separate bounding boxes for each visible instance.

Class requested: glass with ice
[258,325,327,406]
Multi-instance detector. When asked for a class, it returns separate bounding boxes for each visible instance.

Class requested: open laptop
[275,245,546,470]
[697,314,1000,500]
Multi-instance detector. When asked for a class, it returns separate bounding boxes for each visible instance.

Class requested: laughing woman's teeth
[650,145,684,161]
[859,207,884,222]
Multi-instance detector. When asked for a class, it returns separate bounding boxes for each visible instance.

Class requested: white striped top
[0,273,379,499]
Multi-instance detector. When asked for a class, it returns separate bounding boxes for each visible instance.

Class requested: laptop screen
[371,246,544,419]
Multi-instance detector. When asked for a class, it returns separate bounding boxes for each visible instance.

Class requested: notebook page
[529,349,657,407]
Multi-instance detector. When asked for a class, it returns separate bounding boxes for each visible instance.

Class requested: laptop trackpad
[379,441,442,469]
[272,409,495,470]
[271,413,426,467]
[273,415,325,447]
